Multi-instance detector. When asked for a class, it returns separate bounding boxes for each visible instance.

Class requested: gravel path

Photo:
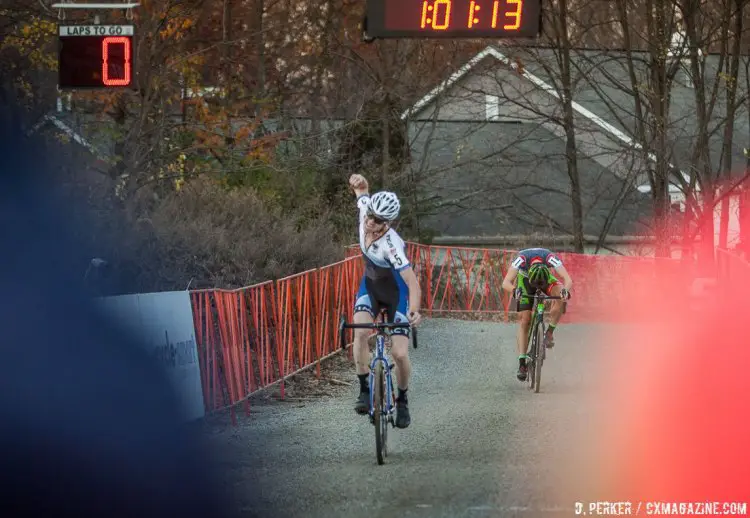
[206,318,624,518]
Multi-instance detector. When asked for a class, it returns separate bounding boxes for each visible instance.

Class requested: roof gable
[410,121,652,238]
[403,45,748,190]
[28,114,105,161]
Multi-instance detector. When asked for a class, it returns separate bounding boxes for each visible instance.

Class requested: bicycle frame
[524,288,564,340]
[528,290,548,344]
[339,317,416,420]
[523,288,565,393]
[369,331,395,423]
[339,314,417,465]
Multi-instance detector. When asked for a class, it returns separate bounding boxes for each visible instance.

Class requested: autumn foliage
[5,0,748,290]
[0,0,487,293]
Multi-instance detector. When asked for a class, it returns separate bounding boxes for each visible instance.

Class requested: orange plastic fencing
[190,281,277,419]
[409,243,514,317]
[190,258,364,422]
[189,241,717,418]
[408,245,688,322]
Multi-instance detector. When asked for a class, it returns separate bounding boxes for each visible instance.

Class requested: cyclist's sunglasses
[366,212,387,225]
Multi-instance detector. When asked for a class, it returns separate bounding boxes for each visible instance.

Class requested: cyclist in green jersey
[501,248,572,381]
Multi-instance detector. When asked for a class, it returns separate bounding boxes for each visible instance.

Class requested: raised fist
[348,174,368,191]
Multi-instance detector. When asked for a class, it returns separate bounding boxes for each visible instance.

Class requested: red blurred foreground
[591,248,750,509]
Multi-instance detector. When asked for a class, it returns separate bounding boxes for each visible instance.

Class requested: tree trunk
[111,93,128,179]
[616,0,660,255]
[381,95,390,186]
[254,0,265,118]
[647,0,673,257]
[684,0,728,269]
[222,0,234,153]
[718,0,743,249]
[556,0,584,252]
[311,0,334,144]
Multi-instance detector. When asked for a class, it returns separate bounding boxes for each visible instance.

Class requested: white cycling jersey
[357,194,410,278]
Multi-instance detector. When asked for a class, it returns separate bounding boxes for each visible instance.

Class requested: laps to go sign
[366,0,541,38]
[58,25,136,90]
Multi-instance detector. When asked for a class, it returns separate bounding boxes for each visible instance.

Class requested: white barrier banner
[96,291,205,422]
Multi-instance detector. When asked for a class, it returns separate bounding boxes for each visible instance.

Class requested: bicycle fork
[368,336,396,424]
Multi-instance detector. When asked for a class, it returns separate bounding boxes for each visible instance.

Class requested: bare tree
[714,0,745,249]
[554,0,750,261]
[542,0,585,252]
[674,0,750,267]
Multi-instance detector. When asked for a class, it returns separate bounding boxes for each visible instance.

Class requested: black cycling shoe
[517,364,528,381]
[544,331,555,348]
[355,391,369,415]
[395,398,411,429]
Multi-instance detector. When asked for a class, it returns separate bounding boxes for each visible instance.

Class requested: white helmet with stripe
[369,191,401,221]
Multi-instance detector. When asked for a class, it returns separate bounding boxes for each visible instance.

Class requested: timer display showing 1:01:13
[383,0,533,33]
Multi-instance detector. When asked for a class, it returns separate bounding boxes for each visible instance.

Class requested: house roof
[524,47,749,181]
[402,45,749,191]
[401,46,645,148]
[28,113,107,161]
[411,121,653,239]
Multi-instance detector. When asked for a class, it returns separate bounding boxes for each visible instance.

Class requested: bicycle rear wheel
[373,362,386,465]
[533,321,545,393]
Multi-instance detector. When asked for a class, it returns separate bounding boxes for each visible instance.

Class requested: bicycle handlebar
[530,294,567,301]
[341,322,412,330]
[338,316,418,350]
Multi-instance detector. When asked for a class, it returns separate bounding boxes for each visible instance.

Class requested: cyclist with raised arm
[501,248,572,382]
[348,173,422,429]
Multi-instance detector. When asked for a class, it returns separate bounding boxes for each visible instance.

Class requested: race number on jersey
[547,254,563,268]
[511,248,564,271]
[511,256,526,269]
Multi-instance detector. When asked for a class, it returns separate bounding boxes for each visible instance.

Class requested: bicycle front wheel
[533,321,545,393]
[526,319,537,390]
[373,362,386,465]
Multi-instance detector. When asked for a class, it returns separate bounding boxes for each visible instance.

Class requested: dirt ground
[199,348,357,431]
[197,315,532,431]
[248,352,355,404]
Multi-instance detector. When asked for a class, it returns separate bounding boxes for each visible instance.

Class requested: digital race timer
[365,0,542,39]
[58,25,135,90]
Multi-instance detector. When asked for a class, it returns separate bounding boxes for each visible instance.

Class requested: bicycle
[523,289,565,394]
[339,312,418,465]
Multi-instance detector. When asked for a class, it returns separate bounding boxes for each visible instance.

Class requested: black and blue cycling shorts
[353,274,410,338]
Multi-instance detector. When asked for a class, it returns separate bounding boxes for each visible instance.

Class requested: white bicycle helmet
[369,191,401,221]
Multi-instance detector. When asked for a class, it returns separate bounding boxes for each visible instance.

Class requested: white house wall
[713,195,742,248]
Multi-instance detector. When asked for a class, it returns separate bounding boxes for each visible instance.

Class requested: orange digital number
[102,36,131,86]
[491,0,523,30]
[468,0,479,28]
[491,1,500,28]
[420,0,452,30]
[504,0,523,30]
